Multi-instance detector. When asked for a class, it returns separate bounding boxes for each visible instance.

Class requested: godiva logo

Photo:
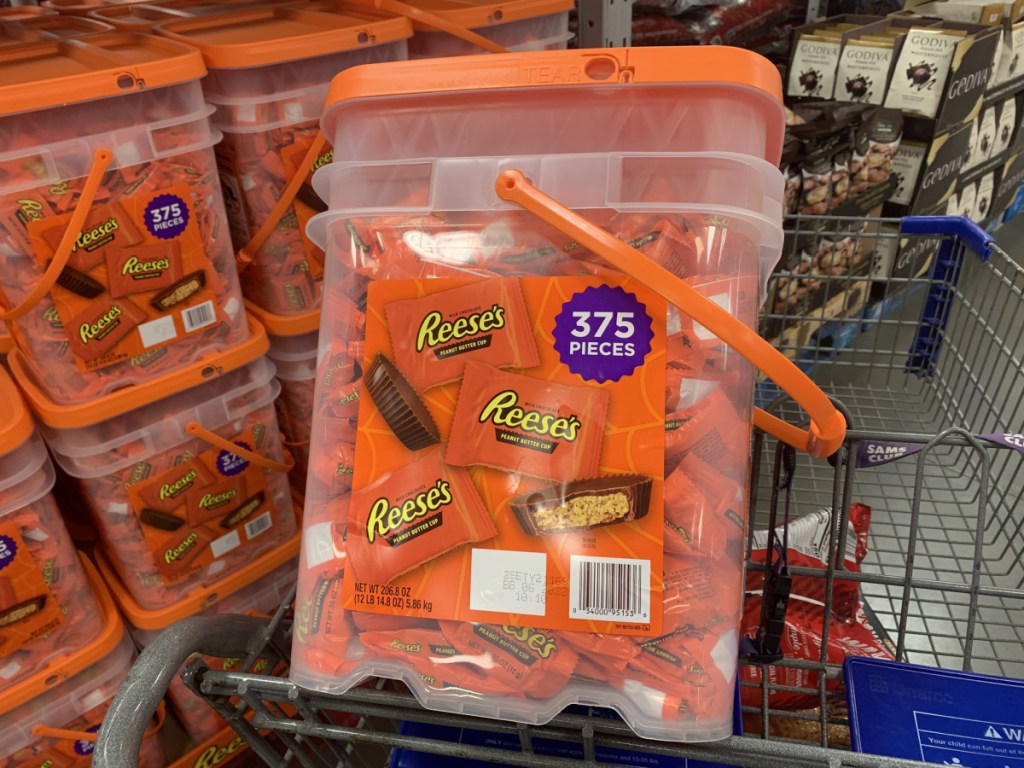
[415,304,506,352]
[159,469,198,500]
[79,306,122,344]
[165,531,199,563]
[501,625,557,659]
[478,390,581,441]
[123,255,172,276]
[366,479,452,543]
[71,217,119,253]
[198,489,237,510]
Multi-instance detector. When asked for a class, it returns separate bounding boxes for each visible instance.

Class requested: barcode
[569,555,650,622]
[182,300,216,332]
[245,511,272,539]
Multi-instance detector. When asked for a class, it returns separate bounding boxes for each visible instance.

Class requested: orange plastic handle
[185,422,294,474]
[495,170,847,460]
[0,149,113,322]
[236,132,328,274]
[348,0,508,53]
[32,702,165,743]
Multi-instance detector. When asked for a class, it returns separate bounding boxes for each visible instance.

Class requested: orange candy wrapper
[346,448,497,584]
[440,621,579,699]
[445,361,610,481]
[384,278,540,392]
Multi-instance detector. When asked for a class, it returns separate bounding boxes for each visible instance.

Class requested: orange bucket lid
[0,366,34,456]
[0,6,58,19]
[7,313,270,430]
[87,3,184,29]
[322,47,783,156]
[41,0,141,16]
[156,6,412,69]
[0,554,125,716]
[89,0,297,32]
[387,0,571,30]
[9,13,115,35]
[244,300,320,338]
[96,531,300,630]
[0,32,206,116]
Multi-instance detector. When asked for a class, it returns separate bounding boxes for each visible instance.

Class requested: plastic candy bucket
[0,369,102,688]
[11,320,298,611]
[0,35,249,405]
[289,48,845,742]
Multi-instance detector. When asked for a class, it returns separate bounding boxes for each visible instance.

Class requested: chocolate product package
[740,503,887,710]
[446,361,610,481]
[384,277,540,392]
[39,201,143,272]
[884,29,965,119]
[105,242,183,298]
[835,38,895,106]
[65,295,148,363]
[346,447,497,583]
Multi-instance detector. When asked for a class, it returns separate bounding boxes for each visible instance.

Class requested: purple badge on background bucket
[553,284,653,383]
[144,193,189,240]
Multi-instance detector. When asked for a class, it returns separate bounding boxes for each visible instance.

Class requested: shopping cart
[93,214,1024,768]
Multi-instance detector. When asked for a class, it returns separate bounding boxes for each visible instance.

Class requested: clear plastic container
[0,7,58,20]
[157,7,412,317]
[286,48,844,743]
[0,556,166,768]
[245,302,318,492]
[0,369,103,688]
[403,0,573,58]
[10,320,298,611]
[41,0,138,16]
[98,535,298,745]
[0,34,249,405]
[88,0,296,32]
[0,15,113,44]
[303,0,573,58]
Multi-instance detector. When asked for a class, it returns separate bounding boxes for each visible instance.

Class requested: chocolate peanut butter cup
[511,474,653,535]
[56,264,104,298]
[365,353,440,451]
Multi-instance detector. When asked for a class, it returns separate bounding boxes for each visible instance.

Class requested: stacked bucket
[0,368,167,767]
[0,20,297,764]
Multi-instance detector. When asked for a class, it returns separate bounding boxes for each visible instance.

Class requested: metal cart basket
[95,215,1024,768]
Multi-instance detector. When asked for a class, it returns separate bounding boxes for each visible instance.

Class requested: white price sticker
[210,530,241,559]
[138,316,177,348]
[470,549,546,616]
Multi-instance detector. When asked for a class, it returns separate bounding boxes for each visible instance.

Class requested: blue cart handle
[903,215,997,377]
[899,215,995,261]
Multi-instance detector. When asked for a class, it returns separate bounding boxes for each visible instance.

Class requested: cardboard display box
[883,117,973,213]
[787,14,1000,133]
